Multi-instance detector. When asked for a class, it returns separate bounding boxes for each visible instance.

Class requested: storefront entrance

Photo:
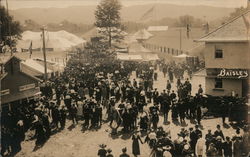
[242,79,249,97]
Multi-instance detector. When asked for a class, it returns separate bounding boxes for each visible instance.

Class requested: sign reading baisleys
[217,69,249,79]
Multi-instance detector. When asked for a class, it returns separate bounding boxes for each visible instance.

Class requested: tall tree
[0,6,22,53]
[94,0,123,49]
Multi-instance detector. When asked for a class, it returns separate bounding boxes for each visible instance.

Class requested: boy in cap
[106,149,114,157]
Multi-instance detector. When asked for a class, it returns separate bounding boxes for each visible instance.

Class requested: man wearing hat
[153,88,159,104]
[205,129,214,151]
[214,125,224,140]
[98,144,107,157]
[214,136,223,157]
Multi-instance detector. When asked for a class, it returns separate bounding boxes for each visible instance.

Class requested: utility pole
[179,28,182,51]
[41,26,48,81]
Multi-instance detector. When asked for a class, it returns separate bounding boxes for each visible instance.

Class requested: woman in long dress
[132,132,143,157]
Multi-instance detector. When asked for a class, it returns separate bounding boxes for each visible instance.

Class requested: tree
[177,15,195,27]
[23,19,41,31]
[229,7,248,19]
[94,0,123,49]
[0,6,22,53]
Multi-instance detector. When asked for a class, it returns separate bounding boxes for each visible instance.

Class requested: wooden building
[0,56,41,111]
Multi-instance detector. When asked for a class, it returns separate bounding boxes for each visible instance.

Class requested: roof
[195,10,250,42]
[20,71,43,82]
[133,29,153,40]
[21,59,52,75]
[145,27,204,52]
[0,55,22,65]
[17,30,86,51]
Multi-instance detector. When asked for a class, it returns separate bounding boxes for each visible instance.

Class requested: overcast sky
[2,0,248,10]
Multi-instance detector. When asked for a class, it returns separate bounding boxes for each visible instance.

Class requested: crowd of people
[98,124,249,157]
[1,56,249,157]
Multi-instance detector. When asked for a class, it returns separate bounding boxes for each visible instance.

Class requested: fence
[142,43,189,56]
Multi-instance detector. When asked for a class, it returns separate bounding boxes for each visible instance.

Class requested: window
[215,49,223,58]
[1,89,10,96]
[215,78,223,88]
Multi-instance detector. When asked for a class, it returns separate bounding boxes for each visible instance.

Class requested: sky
[1,0,248,10]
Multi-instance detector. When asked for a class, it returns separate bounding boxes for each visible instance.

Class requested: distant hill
[9,3,234,25]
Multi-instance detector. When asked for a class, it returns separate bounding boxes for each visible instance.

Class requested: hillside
[9,3,234,25]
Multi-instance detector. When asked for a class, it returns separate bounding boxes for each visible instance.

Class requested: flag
[186,24,191,38]
[242,13,250,37]
[140,6,155,21]
[29,41,32,58]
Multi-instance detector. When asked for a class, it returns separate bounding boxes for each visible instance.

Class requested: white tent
[116,53,142,61]
[17,30,86,51]
[133,29,153,40]
[173,54,192,63]
[173,54,191,58]
[148,26,168,32]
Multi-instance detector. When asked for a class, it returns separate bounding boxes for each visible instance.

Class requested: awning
[1,87,40,104]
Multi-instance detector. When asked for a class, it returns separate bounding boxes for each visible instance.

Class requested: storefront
[205,68,249,97]
[194,11,250,98]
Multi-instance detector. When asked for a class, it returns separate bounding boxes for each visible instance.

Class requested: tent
[17,30,86,51]
[21,59,52,78]
[173,54,196,63]
[133,29,153,40]
[173,54,190,63]
[148,26,168,32]
[173,54,191,58]
[116,53,142,61]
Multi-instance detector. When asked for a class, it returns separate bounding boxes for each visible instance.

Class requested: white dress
[195,138,205,156]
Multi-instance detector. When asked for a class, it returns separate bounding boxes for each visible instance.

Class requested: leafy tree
[177,15,195,27]
[94,0,123,48]
[22,19,41,31]
[0,6,22,53]
[229,7,248,19]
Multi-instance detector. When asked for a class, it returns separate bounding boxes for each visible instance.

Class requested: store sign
[1,89,10,96]
[217,69,248,78]
[19,83,36,91]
